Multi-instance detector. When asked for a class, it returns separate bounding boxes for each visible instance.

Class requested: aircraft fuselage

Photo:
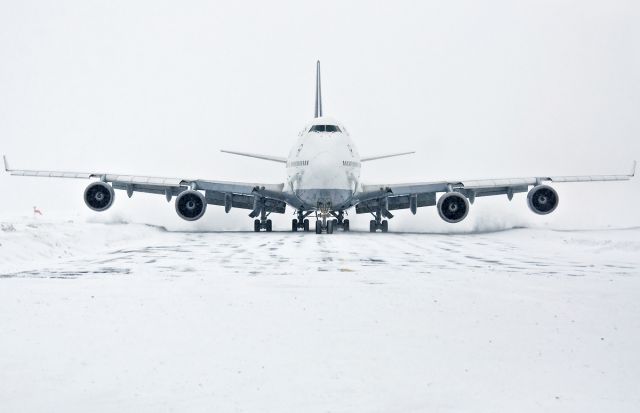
[285,116,361,211]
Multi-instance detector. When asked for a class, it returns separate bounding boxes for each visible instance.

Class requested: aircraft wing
[355,162,636,215]
[3,155,289,214]
[360,151,415,162]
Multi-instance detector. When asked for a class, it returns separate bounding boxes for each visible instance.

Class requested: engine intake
[527,185,559,215]
[437,192,469,223]
[84,182,115,211]
[175,190,207,221]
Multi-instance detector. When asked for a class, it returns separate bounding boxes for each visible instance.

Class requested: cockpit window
[309,125,341,133]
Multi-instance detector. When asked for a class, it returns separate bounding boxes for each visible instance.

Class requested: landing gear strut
[314,202,334,234]
[292,210,311,232]
[369,207,391,233]
[329,210,350,232]
[313,204,350,235]
[250,199,272,232]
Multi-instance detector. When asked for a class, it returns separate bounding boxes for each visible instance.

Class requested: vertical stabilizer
[314,60,322,118]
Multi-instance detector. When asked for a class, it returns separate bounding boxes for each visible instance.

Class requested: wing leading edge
[3,155,289,214]
[360,151,415,162]
[356,162,636,214]
[219,150,287,163]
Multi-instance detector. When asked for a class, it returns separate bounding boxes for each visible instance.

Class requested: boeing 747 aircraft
[4,62,636,233]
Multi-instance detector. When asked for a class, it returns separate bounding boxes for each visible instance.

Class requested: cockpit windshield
[309,125,341,133]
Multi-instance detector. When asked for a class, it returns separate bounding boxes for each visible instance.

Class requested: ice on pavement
[1,218,640,412]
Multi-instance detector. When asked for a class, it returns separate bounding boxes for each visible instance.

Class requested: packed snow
[1,217,639,412]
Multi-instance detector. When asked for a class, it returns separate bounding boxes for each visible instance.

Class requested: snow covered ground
[1,218,640,412]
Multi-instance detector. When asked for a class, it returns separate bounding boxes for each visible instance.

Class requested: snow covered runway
[1,221,639,412]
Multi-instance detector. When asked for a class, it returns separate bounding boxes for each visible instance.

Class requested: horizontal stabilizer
[360,151,415,162]
[220,150,287,164]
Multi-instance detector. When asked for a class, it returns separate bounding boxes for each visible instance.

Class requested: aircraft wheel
[292,219,298,232]
[254,219,261,232]
[369,220,377,233]
[303,219,310,232]
[327,220,334,234]
[343,219,350,232]
[266,219,273,232]
[381,220,389,233]
[315,220,322,234]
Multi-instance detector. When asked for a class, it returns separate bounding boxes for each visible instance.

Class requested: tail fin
[314,60,322,118]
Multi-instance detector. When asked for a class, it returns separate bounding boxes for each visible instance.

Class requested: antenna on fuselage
[314,60,322,118]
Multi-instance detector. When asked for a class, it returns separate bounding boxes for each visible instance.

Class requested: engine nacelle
[84,182,115,211]
[175,190,207,221]
[437,192,470,223]
[527,185,559,215]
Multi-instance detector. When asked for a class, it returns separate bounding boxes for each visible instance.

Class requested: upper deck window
[309,125,341,133]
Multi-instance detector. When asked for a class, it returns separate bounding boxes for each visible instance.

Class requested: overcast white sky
[1,0,638,230]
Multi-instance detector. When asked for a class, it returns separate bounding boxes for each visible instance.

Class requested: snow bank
[0,217,164,273]
[1,219,639,412]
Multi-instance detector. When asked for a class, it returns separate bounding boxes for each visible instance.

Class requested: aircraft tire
[327,220,334,234]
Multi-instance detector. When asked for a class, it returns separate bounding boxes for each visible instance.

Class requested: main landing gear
[292,210,311,232]
[251,202,273,232]
[329,210,350,232]
[369,208,391,233]
[254,218,272,232]
[369,219,388,233]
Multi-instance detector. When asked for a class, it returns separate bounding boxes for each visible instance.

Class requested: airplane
[3,61,636,234]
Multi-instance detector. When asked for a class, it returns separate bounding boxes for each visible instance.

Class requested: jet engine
[175,190,207,221]
[527,185,559,215]
[437,192,469,223]
[84,182,115,211]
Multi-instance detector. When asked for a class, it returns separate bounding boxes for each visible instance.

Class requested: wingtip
[632,160,637,177]
[2,155,9,172]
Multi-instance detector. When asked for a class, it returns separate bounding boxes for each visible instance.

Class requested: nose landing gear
[313,205,350,234]
[314,202,333,234]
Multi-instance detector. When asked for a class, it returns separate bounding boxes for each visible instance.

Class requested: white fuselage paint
[284,116,360,210]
